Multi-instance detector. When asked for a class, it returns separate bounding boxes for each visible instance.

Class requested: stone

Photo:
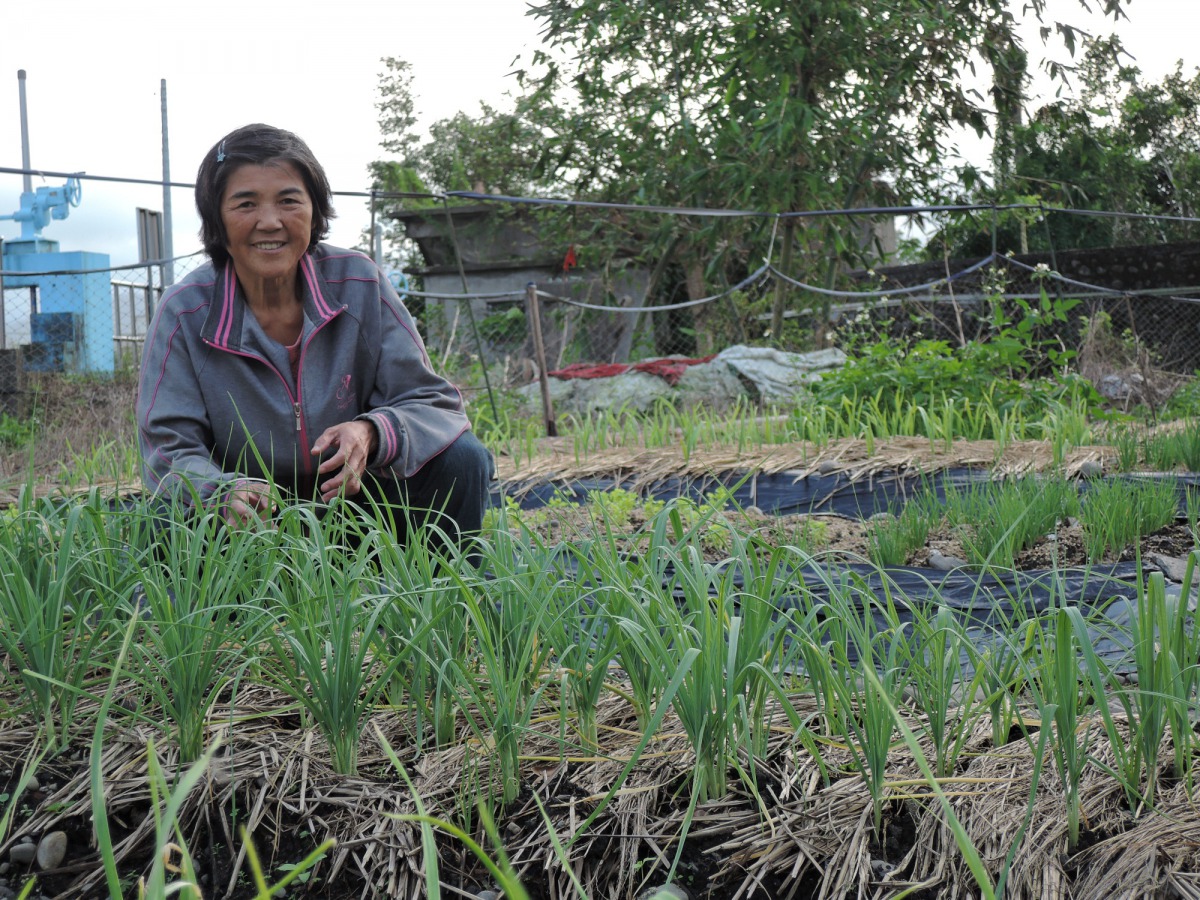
[928,549,969,572]
[870,858,894,880]
[674,361,749,411]
[7,844,35,867]
[1077,459,1104,479]
[716,345,846,402]
[476,891,500,900]
[639,885,690,900]
[1097,374,1136,401]
[21,774,39,793]
[35,832,67,870]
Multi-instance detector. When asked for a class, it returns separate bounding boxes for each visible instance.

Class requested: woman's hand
[223,479,276,527]
[312,420,378,501]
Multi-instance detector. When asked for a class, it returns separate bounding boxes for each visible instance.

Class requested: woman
[137,123,491,549]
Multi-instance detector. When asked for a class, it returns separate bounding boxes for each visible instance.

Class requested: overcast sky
[0,0,1194,268]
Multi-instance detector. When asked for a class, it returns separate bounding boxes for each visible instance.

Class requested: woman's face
[220,160,313,288]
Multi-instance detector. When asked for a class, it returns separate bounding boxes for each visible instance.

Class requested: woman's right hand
[222,479,276,527]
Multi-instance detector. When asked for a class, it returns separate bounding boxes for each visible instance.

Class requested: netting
[3,173,1200,425]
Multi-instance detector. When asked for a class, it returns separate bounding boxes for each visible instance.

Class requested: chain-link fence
[4,177,1200,428]
[416,235,1200,414]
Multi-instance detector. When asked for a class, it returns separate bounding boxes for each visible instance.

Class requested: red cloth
[549,355,715,386]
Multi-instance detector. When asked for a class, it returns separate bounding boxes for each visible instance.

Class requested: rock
[476,891,500,900]
[36,831,67,870]
[817,460,842,474]
[717,345,846,401]
[870,858,894,880]
[1077,460,1104,479]
[928,549,969,572]
[1149,553,1192,584]
[0,884,16,899]
[639,885,691,900]
[8,844,35,867]
[1098,374,1136,401]
[21,774,39,793]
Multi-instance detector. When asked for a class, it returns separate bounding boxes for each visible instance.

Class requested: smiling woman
[135,123,492,553]
[219,162,314,329]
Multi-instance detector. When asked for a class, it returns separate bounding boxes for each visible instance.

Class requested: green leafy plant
[258,505,407,776]
[1079,476,1178,561]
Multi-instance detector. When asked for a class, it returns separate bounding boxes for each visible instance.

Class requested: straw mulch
[494,436,1113,495]
[3,685,1196,900]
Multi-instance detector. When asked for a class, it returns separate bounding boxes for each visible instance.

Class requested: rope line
[1001,256,1175,298]
[536,262,773,313]
[443,190,1200,227]
[0,250,205,278]
[399,288,528,301]
[5,165,1200,225]
[766,254,999,299]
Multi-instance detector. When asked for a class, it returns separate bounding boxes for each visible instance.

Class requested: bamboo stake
[526,282,558,437]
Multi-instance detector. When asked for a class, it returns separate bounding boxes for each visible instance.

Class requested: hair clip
[216,141,226,163]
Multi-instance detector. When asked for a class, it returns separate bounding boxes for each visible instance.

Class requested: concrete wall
[393,206,650,366]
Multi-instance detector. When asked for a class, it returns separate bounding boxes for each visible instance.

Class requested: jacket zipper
[204,341,313,476]
[205,306,344,481]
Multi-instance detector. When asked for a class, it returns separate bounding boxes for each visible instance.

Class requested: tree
[366,57,563,270]
[515,0,1133,350]
[929,36,1200,258]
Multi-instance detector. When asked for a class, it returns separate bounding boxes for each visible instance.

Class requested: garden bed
[3,450,1200,900]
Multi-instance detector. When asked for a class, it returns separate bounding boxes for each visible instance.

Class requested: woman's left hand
[312,420,378,501]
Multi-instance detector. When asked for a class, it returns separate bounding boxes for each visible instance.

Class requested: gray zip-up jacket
[137,244,470,505]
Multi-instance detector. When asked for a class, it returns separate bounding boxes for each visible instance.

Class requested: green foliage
[477,306,527,348]
[945,477,1079,569]
[867,500,936,568]
[814,283,1100,428]
[931,36,1200,257]
[515,0,1130,326]
[369,59,560,200]
[1080,477,1179,561]
[1163,376,1200,420]
[1143,419,1200,472]
[0,413,36,449]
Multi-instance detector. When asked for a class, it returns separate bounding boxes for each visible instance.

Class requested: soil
[3,377,1200,899]
[516,502,1199,572]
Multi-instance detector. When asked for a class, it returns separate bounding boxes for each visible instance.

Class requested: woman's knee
[443,431,493,480]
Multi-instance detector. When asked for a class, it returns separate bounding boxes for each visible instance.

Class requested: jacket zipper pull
[293,402,302,432]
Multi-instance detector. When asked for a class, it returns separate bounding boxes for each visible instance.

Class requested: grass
[1079,476,1179,561]
[3,475,1199,895]
[6,382,1200,895]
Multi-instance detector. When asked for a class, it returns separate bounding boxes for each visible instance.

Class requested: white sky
[0,0,1194,268]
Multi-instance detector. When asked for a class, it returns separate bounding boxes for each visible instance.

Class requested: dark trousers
[130,432,494,562]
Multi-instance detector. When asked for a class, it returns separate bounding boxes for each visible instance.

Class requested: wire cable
[536,262,772,313]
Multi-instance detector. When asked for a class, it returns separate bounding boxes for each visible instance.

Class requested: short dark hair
[195,123,336,267]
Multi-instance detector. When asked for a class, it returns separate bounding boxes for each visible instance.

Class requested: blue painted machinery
[0,176,82,241]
